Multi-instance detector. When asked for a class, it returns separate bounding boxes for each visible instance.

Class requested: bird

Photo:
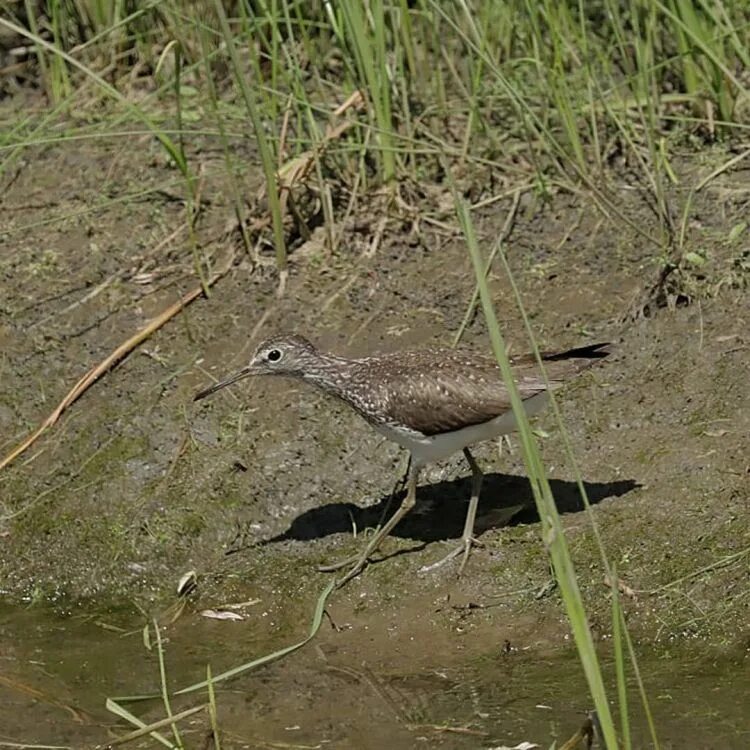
[194,333,611,584]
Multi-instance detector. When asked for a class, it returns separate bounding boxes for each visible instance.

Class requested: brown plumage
[346,343,611,437]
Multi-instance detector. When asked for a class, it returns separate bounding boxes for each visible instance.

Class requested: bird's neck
[300,353,357,397]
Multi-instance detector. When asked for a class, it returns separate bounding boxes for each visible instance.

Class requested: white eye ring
[267,348,282,362]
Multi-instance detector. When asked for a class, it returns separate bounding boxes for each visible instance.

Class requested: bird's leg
[334,465,420,587]
[374,454,411,530]
[420,447,484,575]
[457,448,485,573]
[318,455,412,574]
[397,454,412,493]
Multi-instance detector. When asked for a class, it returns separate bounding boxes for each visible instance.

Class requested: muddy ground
[1,89,749,728]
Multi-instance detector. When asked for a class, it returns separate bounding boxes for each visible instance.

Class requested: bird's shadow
[250,472,639,550]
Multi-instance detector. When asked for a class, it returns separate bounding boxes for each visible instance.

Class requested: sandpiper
[194,334,610,584]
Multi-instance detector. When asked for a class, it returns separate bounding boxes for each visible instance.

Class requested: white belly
[373,392,549,467]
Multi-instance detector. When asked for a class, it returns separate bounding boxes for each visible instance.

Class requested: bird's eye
[267,348,282,362]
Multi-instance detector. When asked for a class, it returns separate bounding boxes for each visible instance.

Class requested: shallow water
[1,602,748,749]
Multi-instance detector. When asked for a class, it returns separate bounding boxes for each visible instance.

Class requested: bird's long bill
[194,367,252,401]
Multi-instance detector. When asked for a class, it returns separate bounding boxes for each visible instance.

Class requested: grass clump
[3,1,749,271]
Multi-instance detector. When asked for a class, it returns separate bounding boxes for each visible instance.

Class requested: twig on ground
[0,250,235,473]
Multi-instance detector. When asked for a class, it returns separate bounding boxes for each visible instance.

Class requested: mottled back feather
[344,343,610,436]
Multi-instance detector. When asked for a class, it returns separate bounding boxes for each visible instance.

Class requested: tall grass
[4,1,749,257]
[339,0,397,184]
[212,0,288,286]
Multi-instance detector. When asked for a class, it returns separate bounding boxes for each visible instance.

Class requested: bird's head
[194,334,319,401]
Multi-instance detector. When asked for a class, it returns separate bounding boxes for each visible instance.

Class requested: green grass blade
[206,664,221,750]
[174,579,335,695]
[105,698,176,748]
[453,187,618,749]
[153,618,182,749]
[211,0,287,280]
[611,568,632,750]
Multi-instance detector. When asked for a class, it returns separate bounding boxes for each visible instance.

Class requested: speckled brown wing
[362,343,610,436]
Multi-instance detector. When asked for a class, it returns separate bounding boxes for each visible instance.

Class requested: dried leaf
[199,609,245,621]
[177,570,197,597]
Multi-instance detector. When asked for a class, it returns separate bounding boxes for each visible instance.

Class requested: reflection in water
[0,603,748,749]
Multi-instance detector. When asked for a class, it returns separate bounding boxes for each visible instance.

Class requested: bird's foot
[335,556,369,588]
[419,536,483,576]
[318,549,371,587]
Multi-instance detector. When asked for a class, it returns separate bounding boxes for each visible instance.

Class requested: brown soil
[1,89,749,746]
